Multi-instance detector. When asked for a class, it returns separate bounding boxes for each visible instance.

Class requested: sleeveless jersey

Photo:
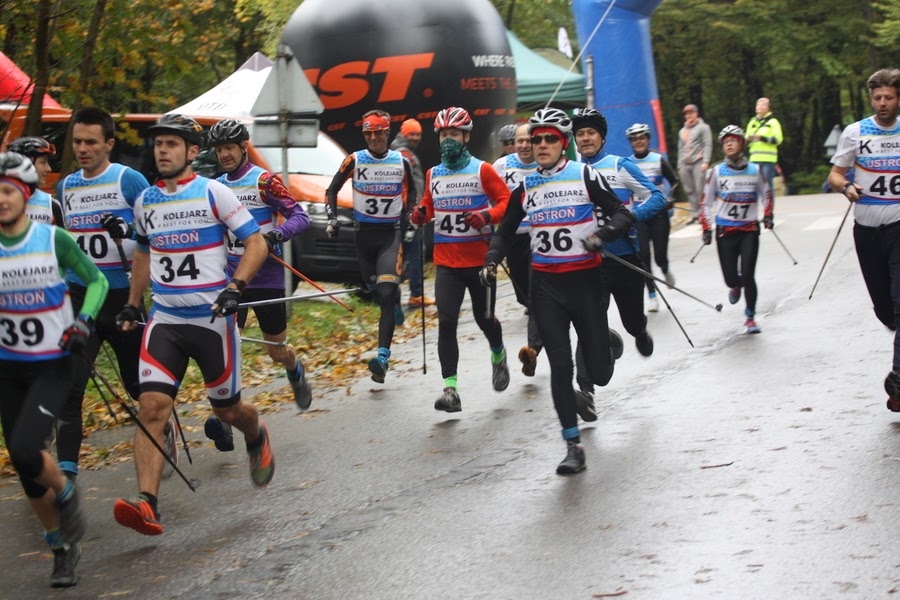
[218,165,275,260]
[0,223,72,361]
[708,162,765,227]
[62,163,136,288]
[352,149,405,224]
[521,161,598,271]
[585,154,643,256]
[135,176,258,315]
[493,154,537,234]
[430,158,493,245]
[26,189,55,225]
[847,117,900,227]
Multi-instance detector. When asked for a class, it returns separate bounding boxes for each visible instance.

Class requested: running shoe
[664,270,676,289]
[368,356,389,383]
[556,441,586,475]
[161,415,179,480]
[55,482,85,546]
[407,295,435,308]
[248,421,275,488]
[574,388,597,422]
[647,296,659,313]
[728,286,742,305]
[609,329,624,360]
[492,349,510,391]
[204,416,235,452]
[287,362,313,410]
[50,543,80,588]
[635,330,654,356]
[518,346,538,377]
[434,387,462,412]
[113,495,163,536]
[744,318,761,334]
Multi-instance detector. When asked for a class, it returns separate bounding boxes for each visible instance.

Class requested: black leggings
[60,286,143,470]
[505,233,543,351]
[435,266,504,379]
[636,212,671,294]
[356,227,403,349]
[716,229,760,314]
[0,357,72,498]
[854,220,900,371]
[531,268,614,433]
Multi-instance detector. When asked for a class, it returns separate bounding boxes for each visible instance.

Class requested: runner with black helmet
[8,136,63,226]
[0,151,109,587]
[625,122,682,312]
[410,106,511,412]
[112,114,272,536]
[483,108,634,474]
[58,107,152,482]
[203,118,312,439]
[325,109,417,384]
[699,125,773,334]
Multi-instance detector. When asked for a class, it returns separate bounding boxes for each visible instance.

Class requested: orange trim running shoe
[248,420,275,488]
[113,495,163,536]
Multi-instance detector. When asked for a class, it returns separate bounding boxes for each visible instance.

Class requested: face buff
[440,138,472,170]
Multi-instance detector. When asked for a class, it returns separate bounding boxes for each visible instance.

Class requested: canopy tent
[506,31,586,109]
[170,52,273,119]
[0,52,62,109]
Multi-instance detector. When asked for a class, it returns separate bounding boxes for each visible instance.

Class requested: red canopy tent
[0,51,62,108]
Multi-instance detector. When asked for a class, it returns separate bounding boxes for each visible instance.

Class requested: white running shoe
[647,297,659,313]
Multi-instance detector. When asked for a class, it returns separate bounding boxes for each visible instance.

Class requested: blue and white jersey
[430,158,493,245]
[134,176,259,316]
[26,189,55,225]
[521,161,597,270]
[217,165,274,260]
[0,223,72,361]
[493,153,537,234]
[703,162,766,227]
[351,149,405,224]
[61,163,148,289]
[583,152,665,256]
[831,116,900,227]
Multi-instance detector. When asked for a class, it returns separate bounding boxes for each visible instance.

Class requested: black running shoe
[55,483,85,547]
[492,350,510,391]
[885,372,900,412]
[574,388,597,422]
[635,330,654,357]
[609,329,624,360]
[556,441,586,475]
[434,387,462,412]
[50,543,80,588]
[204,416,235,452]
[288,363,313,410]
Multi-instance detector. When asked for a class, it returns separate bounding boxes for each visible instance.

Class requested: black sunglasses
[531,134,562,145]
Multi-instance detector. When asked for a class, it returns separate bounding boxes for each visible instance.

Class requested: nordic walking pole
[689,242,706,263]
[419,227,427,375]
[601,250,724,312]
[809,203,852,300]
[241,336,287,347]
[169,408,192,465]
[653,285,694,348]
[237,287,360,309]
[769,228,798,265]
[90,364,200,491]
[267,253,354,312]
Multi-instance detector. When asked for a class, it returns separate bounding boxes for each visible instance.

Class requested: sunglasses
[531,134,562,145]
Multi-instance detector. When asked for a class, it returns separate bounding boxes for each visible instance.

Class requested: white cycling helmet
[0,151,39,195]
[625,123,651,139]
[718,125,746,142]
[528,108,573,136]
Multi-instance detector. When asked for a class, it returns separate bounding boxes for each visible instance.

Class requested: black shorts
[237,288,287,334]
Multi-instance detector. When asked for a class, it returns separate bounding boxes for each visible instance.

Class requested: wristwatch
[229,278,247,292]
[269,229,284,242]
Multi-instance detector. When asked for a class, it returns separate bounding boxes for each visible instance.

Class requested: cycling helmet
[625,123,651,139]
[572,108,607,138]
[147,114,204,147]
[498,124,518,144]
[528,108,573,136]
[434,107,473,132]
[8,136,56,158]
[208,119,249,145]
[718,125,746,142]
[0,152,39,194]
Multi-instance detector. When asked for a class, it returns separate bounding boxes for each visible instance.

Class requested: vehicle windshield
[254,131,347,176]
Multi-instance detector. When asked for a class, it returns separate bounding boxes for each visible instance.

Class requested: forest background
[3,0,900,192]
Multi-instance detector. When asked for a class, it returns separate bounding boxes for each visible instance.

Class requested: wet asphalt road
[2,193,899,599]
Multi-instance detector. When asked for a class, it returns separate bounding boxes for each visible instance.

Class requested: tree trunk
[25,0,52,136]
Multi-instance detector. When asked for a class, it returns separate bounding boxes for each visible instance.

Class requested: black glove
[596,224,620,242]
[212,287,242,318]
[100,213,134,240]
[762,215,774,230]
[263,230,283,253]
[116,304,142,329]
[59,318,92,353]
[325,219,339,238]
[702,229,712,245]
[480,263,497,287]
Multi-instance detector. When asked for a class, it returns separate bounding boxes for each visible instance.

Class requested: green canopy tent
[508,30,586,110]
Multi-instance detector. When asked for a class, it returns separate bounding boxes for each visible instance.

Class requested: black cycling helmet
[208,119,250,146]
[147,114,204,147]
[0,152,39,194]
[572,108,608,138]
[8,136,56,159]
